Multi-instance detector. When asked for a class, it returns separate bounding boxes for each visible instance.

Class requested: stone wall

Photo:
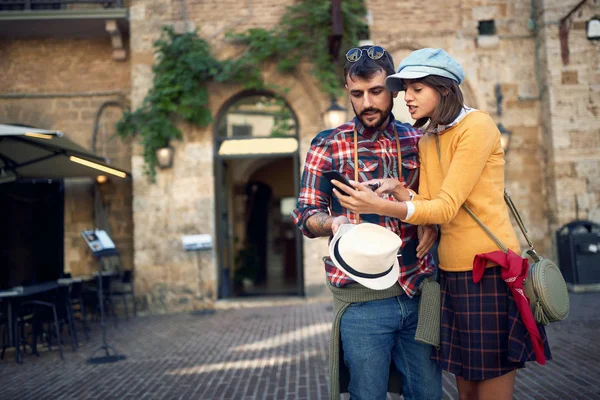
[127,0,334,311]
[0,38,133,278]
[127,0,583,312]
[534,0,600,253]
[370,0,551,251]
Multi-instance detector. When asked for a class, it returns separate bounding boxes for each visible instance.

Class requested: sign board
[182,234,213,251]
[81,229,118,257]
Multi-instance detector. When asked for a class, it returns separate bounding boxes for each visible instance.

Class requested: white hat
[329,223,401,290]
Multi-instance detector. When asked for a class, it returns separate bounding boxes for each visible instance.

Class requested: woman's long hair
[408,75,465,132]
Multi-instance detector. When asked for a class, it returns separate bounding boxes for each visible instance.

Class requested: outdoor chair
[0,301,7,360]
[110,270,136,320]
[16,285,80,360]
[69,281,90,340]
[84,275,118,326]
[18,298,64,360]
[54,285,79,350]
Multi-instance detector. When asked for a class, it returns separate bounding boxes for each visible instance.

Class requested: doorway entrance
[0,180,64,289]
[214,91,303,298]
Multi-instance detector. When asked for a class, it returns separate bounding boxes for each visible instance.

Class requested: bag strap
[354,128,360,224]
[433,134,538,257]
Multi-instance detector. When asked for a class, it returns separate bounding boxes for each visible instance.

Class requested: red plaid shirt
[291,115,435,297]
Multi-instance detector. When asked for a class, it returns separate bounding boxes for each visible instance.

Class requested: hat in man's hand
[329,223,401,290]
[385,48,465,92]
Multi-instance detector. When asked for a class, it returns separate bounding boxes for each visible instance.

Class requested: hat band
[424,65,460,82]
[333,240,394,279]
[399,65,461,83]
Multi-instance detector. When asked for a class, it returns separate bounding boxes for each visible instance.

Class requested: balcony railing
[0,0,123,11]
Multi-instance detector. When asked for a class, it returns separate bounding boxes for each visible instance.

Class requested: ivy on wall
[117,0,367,181]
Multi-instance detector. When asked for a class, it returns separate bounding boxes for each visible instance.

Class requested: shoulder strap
[434,134,535,255]
[354,128,360,224]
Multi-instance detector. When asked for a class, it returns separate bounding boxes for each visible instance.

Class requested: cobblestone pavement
[0,292,599,400]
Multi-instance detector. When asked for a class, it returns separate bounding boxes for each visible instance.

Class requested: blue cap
[385,48,465,92]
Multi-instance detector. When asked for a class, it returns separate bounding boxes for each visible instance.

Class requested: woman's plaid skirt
[432,266,552,380]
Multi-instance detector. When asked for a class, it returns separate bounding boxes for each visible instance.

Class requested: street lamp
[498,123,512,154]
[156,145,174,169]
[325,97,347,128]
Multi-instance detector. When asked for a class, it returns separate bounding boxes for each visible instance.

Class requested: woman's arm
[332,180,410,218]
[333,120,499,225]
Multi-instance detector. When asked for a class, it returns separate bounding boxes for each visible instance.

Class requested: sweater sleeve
[405,121,498,225]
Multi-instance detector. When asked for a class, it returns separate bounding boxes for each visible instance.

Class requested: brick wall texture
[0,37,134,279]
[2,0,598,313]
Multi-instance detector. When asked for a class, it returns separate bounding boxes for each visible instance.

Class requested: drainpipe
[559,0,590,65]
[91,100,130,231]
[91,100,129,153]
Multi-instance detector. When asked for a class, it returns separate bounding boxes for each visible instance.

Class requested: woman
[331,48,551,400]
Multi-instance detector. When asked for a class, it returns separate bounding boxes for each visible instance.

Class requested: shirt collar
[353,113,397,141]
[429,106,476,135]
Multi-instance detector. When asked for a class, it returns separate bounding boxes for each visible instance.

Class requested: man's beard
[352,101,393,130]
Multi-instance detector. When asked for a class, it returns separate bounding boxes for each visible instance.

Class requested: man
[291,45,442,400]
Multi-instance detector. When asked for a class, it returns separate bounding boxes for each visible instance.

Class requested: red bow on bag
[473,249,546,365]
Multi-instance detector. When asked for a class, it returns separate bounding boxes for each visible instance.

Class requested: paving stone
[0,293,598,399]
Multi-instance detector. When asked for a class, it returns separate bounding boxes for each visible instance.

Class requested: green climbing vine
[116,0,367,181]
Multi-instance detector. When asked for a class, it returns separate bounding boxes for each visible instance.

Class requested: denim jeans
[340,295,442,400]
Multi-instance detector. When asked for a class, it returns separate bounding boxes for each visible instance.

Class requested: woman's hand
[363,178,412,202]
[417,225,438,259]
[332,179,386,215]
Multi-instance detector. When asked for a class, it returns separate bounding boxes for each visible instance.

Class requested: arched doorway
[214,90,303,298]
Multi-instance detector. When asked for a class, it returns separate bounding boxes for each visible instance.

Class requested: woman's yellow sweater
[406,111,520,272]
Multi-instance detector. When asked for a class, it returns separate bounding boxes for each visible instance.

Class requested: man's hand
[416,225,438,259]
[306,213,350,237]
[331,215,350,235]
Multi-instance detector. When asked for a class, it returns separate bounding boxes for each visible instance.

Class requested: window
[478,20,497,36]
[217,93,297,139]
[232,124,252,137]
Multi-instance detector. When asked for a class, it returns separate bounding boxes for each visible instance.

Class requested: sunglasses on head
[345,46,386,63]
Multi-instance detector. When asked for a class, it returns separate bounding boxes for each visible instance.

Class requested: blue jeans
[340,295,442,400]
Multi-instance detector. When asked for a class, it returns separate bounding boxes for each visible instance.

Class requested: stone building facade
[0,36,134,277]
[1,0,598,314]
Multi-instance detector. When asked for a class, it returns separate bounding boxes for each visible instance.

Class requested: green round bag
[522,249,570,325]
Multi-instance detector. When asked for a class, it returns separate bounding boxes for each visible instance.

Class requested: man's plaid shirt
[290,115,435,297]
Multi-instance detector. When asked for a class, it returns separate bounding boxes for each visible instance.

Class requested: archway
[214,90,303,298]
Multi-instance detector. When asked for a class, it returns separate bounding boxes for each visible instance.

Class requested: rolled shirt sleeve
[290,135,333,238]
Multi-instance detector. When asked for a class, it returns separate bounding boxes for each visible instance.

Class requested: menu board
[81,230,117,256]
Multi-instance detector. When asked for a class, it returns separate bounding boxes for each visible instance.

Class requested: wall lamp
[588,17,600,40]
[324,97,347,128]
[156,145,174,169]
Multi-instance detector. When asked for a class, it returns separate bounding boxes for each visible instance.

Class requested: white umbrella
[0,124,131,183]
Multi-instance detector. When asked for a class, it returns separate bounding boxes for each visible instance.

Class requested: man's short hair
[343,45,395,83]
